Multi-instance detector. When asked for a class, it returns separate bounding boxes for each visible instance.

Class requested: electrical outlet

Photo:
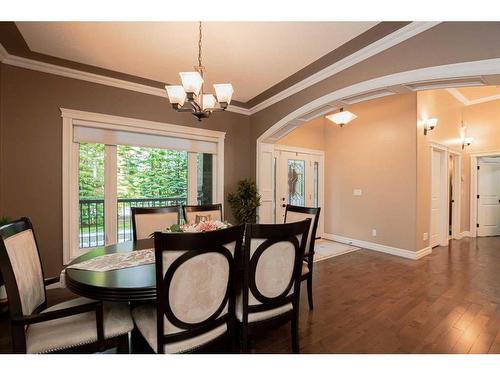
[353,189,362,196]
[423,232,428,241]
[372,229,377,237]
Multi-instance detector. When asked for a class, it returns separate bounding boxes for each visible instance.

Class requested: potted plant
[227,179,261,224]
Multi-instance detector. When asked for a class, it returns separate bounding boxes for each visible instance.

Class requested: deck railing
[79,197,187,248]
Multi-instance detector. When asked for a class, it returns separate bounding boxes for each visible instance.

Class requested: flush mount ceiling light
[423,118,438,135]
[165,22,234,121]
[325,108,357,127]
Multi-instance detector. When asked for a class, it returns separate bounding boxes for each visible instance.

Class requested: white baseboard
[323,233,432,260]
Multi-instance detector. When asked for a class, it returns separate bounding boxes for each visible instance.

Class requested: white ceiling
[16,22,377,102]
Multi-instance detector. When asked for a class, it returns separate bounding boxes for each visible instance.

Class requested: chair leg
[307,273,314,310]
[241,324,249,353]
[117,333,130,354]
[291,315,299,354]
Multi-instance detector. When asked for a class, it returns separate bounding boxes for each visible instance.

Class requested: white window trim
[61,108,225,265]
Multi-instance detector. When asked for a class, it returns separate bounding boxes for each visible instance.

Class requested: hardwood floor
[1,236,499,354]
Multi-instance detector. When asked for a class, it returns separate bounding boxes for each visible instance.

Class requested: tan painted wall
[0,65,252,276]
[323,94,418,250]
[416,89,500,250]
[280,94,418,250]
[276,116,325,150]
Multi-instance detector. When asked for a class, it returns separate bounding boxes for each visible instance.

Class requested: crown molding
[0,22,438,117]
[447,87,500,106]
[0,49,251,116]
[247,21,441,114]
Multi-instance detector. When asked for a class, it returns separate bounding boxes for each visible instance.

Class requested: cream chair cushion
[236,236,301,323]
[4,229,45,315]
[134,212,179,240]
[285,211,317,254]
[26,297,133,353]
[132,241,235,352]
[184,209,222,224]
[132,304,226,353]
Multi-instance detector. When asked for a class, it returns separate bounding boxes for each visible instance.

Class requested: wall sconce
[423,118,438,135]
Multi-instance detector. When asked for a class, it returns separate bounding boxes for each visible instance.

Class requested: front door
[477,163,500,237]
[275,149,323,234]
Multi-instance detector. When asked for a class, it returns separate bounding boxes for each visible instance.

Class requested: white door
[430,149,443,248]
[477,163,500,237]
[275,149,323,234]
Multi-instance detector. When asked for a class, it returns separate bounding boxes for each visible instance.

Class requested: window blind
[73,125,218,154]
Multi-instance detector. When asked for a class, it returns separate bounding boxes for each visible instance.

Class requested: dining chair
[132,225,245,353]
[237,219,311,353]
[0,217,134,353]
[284,205,321,310]
[182,203,223,223]
[131,206,180,241]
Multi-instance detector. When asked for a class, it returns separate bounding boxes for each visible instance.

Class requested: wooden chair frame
[239,219,311,353]
[0,217,128,353]
[284,205,321,310]
[152,225,244,353]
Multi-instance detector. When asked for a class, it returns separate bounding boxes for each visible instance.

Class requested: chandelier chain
[198,21,203,68]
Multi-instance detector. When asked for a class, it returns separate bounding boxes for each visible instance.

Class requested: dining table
[65,239,157,302]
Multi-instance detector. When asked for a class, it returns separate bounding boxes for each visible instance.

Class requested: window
[63,109,225,264]
[78,142,104,248]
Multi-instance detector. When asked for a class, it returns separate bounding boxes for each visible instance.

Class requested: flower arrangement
[166,220,231,233]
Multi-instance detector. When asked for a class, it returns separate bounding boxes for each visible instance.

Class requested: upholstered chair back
[183,204,223,224]
[131,206,180,241]
[153,225,244,353]
[239,220,311,323]
[284,205,321,255]
[0,218,47,317]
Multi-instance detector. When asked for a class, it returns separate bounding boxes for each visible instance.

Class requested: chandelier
[165,22,234,121]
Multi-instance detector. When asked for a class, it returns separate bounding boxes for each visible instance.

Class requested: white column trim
[104,145,117,245]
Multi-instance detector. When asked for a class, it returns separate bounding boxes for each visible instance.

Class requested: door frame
[273,144,325,236]
[429,142,462,246]
[470,150,500,238]
[449,151,462,240]
[429,144,449,247]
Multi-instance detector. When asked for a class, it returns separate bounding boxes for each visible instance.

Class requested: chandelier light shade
[179,72,204,95]
[214,83,234,105]
[326,108,358,127]
[165,85,187,107]
[202,94,217,110]
[165,22,234,121]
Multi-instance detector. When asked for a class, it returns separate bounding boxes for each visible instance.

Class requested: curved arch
[257,57,500,145]
[256,57,500,224]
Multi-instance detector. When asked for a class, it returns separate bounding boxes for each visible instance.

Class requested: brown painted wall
[0,65,252,276]
[250,22,500,177]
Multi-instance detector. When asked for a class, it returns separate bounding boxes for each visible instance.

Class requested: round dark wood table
[65,239,157,302]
